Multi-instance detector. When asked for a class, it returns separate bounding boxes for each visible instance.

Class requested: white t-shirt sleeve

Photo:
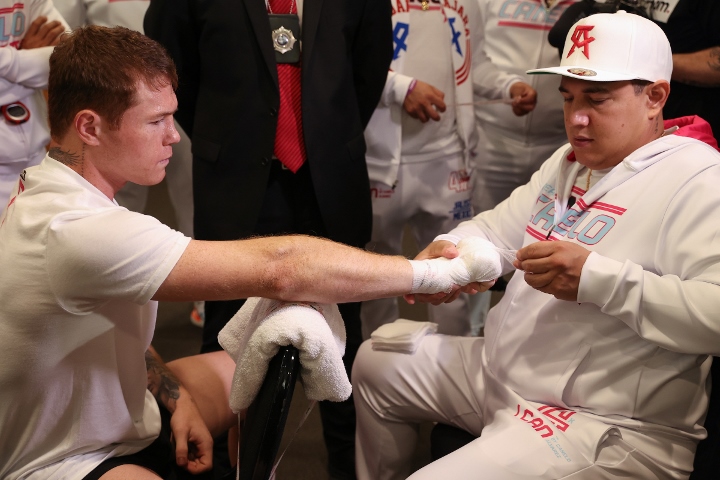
[46,208,191,313]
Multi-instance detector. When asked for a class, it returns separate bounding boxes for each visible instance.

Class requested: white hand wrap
[409,237,508,294]
[409,258,459,294]
[454,237,504,283]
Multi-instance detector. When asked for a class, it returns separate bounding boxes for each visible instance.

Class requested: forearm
[671,48,720,87]
[146,346,183,413]
[579,253,720,355]
[154,235,415,303]
[0,77,34,104]
[0,46,53,89]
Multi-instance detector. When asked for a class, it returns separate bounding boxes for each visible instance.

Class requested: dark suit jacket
[145,0,392,247]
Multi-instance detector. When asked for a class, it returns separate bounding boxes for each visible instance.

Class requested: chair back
[238,345,301,480]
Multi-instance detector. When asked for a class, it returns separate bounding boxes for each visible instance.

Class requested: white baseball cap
[527,11,672,82]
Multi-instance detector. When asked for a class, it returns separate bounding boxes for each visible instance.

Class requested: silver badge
[272,26,296,54]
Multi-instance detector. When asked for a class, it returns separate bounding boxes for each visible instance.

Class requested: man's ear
[74,110,103,146]
[647,80,670,119]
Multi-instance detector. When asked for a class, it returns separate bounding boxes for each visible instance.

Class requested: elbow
[258,239,308,301]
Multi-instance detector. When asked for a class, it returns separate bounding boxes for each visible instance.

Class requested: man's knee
[352,340,397,396]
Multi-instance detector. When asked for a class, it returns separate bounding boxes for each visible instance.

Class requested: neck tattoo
[49,144,85,178]
[585,168,592,193]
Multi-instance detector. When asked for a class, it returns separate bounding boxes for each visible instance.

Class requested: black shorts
[82,402,175,480]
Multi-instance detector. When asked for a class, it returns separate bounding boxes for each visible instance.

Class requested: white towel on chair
[218,297,352,413]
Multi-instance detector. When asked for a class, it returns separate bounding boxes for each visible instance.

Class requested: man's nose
[167,122,181,145]
[568,108,590,127]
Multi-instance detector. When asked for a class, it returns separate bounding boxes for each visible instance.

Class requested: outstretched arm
[154,234,500,304]
[153,235,417,303]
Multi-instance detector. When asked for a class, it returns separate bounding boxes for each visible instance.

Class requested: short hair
[631,79,652,95]
[48,25,178,140]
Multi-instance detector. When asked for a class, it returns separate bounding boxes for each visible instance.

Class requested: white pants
[353,336,690,480]
[361,153,473,338]
[114,120,194,237]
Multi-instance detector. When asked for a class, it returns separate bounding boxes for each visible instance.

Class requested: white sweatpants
[114,120,194,237]
[353,336,691,480]
[361,153,473,338]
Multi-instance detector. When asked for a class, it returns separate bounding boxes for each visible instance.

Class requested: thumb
[439,243,460,259]
[174,429,189,468]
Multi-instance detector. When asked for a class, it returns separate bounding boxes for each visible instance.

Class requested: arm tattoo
[48,147,82,167]
[146,348,181,412]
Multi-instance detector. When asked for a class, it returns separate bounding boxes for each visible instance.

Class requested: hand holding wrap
[409,237,508,294]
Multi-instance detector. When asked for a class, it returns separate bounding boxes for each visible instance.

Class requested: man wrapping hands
[354,11,720,480]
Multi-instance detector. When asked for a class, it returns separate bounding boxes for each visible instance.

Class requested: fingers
[20,17,64,49]
[403,81,445,122]
[406,285,462,305]
[509,82,538,117]
[462,279,496,294]
[26,16,46,38]
[522,270,552,290]
[184,434,213,474]
[174,428,189,469]
[40,20,65,46]
[413,240,458,261]
[175,427,213,474]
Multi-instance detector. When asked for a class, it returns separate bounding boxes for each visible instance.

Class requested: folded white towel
[371,318,438,354]
[218,298,352,413]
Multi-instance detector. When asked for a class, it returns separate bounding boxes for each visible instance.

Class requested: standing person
[361,0,536,338]
[469,0,580,335]
[0,0,67,208]
[472,0,579,214]
[0,25,493,480]
[144,1,392,477]
[354,11,720,480]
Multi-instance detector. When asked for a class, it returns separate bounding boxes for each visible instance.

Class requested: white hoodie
[445,116,720,467]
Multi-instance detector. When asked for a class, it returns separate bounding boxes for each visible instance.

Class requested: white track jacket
[446,116,720,456]
[474,0,578,143]
[364,0,522,187]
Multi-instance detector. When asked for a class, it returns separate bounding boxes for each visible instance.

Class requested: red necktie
[270,0,306,173]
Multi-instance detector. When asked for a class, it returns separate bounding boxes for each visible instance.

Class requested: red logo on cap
[567,25,595,59]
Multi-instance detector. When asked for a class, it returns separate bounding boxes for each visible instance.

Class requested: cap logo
[567,25,595,59]
[567,68,597,77]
